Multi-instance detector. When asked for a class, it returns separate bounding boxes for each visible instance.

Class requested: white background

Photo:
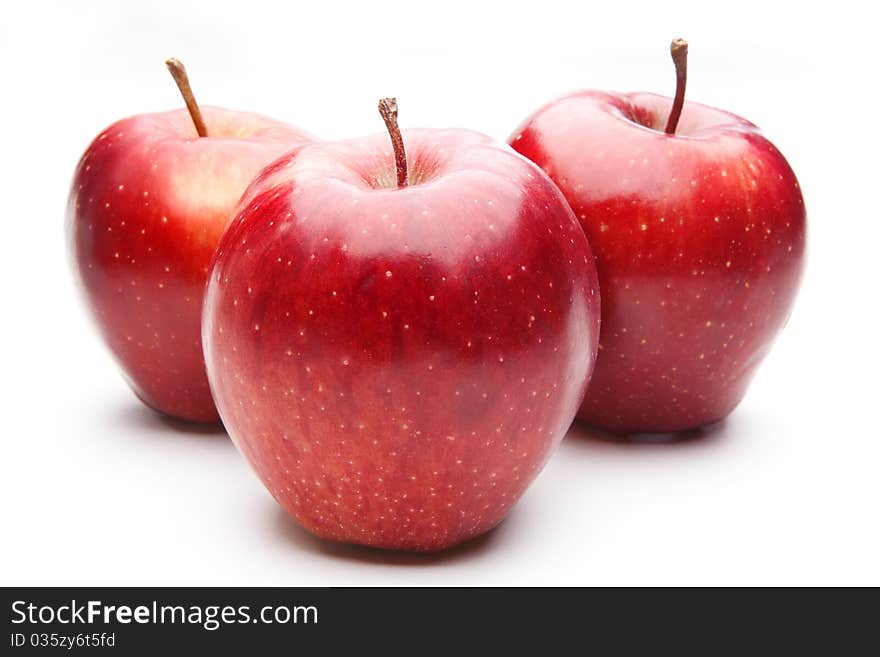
[2,0,878,586]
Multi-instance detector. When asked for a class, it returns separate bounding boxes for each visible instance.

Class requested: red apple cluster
[67,42,805,552]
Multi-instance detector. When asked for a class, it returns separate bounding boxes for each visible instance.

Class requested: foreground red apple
[67,59,312,422]
[510,40,806,434]
[203,99,600,550]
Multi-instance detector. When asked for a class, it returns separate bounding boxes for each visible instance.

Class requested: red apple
[202,99,600,551]
[67,60,312,422]
[510,40,806,433]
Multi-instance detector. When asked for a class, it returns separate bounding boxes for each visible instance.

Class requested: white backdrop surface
[1,0,877,585]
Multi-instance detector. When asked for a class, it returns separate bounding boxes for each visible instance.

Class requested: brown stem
[378,98,408,188]
[664,38,688,135]
[166,58,208,137]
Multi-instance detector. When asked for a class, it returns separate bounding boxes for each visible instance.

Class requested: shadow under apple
[270,505,514,567]
[112,400,228,439]
[567,417,730,448]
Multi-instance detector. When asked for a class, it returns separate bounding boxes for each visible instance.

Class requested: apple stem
[378,98,408,188]
[166,58,208,138]
[664,38,688,135]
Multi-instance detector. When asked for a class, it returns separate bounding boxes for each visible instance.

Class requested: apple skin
[202,129,601,551]
[67,107,312,422]
[510,92,806,434]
